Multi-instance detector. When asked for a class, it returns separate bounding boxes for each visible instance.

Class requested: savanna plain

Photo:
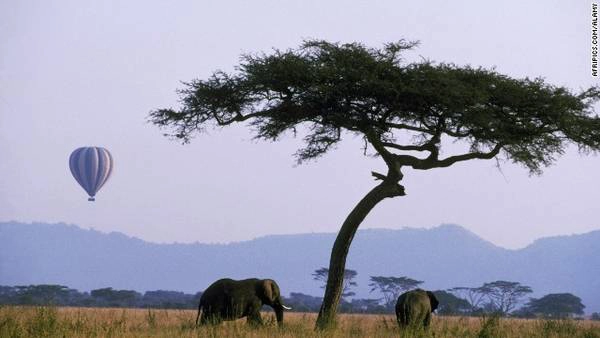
[1,306,600,338]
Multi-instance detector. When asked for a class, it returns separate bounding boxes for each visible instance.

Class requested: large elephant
[196,278,291,326]
[395,289,439,329]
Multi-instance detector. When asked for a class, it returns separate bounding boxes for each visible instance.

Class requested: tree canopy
[313,267,358,298]
[449,281,533,315]
[369,276,423,309]
[521,293,585,318]
[0,285,202,309]
[448,286,490,311]
[151,40,600,176]
[480,281,533,314]
[432,290,472,315]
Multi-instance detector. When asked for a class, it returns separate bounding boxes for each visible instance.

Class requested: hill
[1,221,598,312]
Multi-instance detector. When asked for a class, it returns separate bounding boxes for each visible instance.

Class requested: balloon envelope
[69,147,113,201]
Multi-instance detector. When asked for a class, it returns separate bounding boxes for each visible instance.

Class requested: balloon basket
[88,197,95,202]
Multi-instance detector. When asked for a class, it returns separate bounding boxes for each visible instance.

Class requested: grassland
[1,306,599,338]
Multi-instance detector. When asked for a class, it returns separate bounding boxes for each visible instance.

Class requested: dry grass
[1,306,599,337]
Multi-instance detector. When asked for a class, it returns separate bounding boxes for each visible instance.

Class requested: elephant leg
[247,302,263,327]
[423,312,432,328]
[200,311,222,326]
[396,307,408,328]
[396,314,405,328]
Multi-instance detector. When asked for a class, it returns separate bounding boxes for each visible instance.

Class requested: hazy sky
[1,0,598,249]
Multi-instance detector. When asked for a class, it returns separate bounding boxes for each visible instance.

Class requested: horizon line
[2,220,598,251]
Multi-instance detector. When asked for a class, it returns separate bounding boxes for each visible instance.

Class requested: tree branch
[415,143,503,169]
[364,131,397,166]
[371,171,387,181]
[383,122,435,134]
[212,110,272,126]
[381,142,434,152]
[444,127,471,138]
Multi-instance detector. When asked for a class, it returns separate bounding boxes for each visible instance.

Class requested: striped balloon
[69,147,114,201]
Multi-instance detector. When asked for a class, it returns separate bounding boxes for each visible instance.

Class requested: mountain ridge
[1,221,598,312]
[3,220,565,249]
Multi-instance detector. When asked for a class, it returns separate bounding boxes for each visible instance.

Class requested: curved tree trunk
[315,179,405,330]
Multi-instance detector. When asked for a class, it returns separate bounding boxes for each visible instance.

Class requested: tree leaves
[150,39,600,174]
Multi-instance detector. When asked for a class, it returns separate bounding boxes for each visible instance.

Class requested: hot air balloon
[69,146,113,201]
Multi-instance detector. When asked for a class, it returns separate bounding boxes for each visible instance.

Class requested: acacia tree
[150,40,600,329]
[480,281,533,315]
[313,267,358,299]
[432,290,473,315]
[369,276,423,309]
[448,286,492,311]
[521,293,585,318]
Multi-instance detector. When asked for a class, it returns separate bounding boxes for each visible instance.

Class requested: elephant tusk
[282,305,292,310]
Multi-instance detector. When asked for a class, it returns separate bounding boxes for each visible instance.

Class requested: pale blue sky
[1,0,597,249]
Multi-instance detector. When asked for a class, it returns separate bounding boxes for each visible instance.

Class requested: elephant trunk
[275,305,284,325]
[273,296,291,326]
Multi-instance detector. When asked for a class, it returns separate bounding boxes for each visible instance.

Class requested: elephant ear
[261,279,276,303]
[427,291,439,312]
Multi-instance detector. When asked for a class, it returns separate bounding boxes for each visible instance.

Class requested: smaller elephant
[196,278,291,326]
[395,289,439,329]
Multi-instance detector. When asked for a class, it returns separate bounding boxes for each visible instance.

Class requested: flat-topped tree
[369,276,424,309]
[150,40,600,330]
[313,267,358,299]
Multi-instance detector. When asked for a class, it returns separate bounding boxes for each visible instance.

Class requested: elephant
[196,278,291,326]
[395,289,439,329]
